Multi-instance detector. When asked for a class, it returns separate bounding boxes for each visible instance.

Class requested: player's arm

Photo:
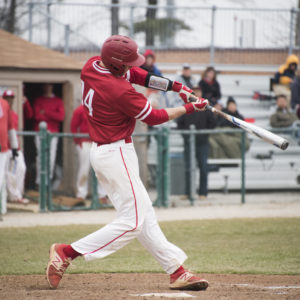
[128,67,194,103]
[46,99,65,122]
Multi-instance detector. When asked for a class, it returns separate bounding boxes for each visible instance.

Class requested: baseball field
[1,217,300,299]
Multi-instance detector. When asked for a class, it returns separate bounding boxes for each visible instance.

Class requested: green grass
[0,218,300,276]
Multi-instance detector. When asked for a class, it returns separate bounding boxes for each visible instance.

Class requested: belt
[97,136,132,147]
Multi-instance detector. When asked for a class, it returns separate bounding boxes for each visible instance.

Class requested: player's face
[277,97,287,109]
[4,96,14,108]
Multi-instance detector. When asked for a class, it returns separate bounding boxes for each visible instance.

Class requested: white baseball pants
[0,151,9,214]
[76,142,106,199]
[6,150,26,201]
[72,140,187,274]
[35,135,58,184]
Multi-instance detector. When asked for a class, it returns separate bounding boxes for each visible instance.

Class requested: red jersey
[80,56,168,144]
[70,105,90,146]
[33,95,65,132]
[0,98,14,152]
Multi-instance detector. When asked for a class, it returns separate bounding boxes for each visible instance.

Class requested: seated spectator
[270,95,297,128]
[140,49,162,76]
[198,66,221,106]
[209,97,250,158]
[291,69,300,110]
[273,54,299,107]
[173,63,196,107]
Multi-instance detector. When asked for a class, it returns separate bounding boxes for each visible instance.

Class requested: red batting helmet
[101,35,145,76]
[2,90,15,98]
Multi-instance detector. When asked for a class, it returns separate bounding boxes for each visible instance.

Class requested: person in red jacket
[33,83,65,185]
[0,95,18,214]
[70,104,108,204]
[2,90,29,205]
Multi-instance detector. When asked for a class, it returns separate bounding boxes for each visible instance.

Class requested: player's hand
[12,148,18,160]
[172,81,193,103]
[184,98,209,114]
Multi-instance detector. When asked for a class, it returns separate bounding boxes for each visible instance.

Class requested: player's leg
[49,137,58,180]
[16,151,27,199]
[137,198,208,290]
[0,151,9,214]
[6,150,22,201]
[75,142,91,199]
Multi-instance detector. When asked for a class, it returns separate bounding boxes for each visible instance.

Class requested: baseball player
[3,90,29,205]
[0,94,18,214]
[70,104,107,203]
[46,35,209,291]
[33,84,65,185]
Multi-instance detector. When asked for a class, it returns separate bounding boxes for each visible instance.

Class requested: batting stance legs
[71,141,187,272]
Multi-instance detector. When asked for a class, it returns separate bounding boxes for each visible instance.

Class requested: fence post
[289,8,295,55]
[39,122,47,212]
[241,131,246,204]
[47,0,52,48]
[129,4,135,38]
[161,127,169,207]
[189,125,196,205]
[64,24,70,55]
[28,2,34,42]
[46,133,53,211]
[210,5,216,66]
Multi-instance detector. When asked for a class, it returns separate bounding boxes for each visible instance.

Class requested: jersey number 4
[81,80,94,116]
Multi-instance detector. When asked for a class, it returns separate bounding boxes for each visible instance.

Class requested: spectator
[70,105,108,205]
[273,54,299,107]
[33,83,65,186]
[209,97,250,158]
[198,66,221,106]
[2,90,29,205]
[291,69,300,110]
[0,95,18,214]
[140,49,162,76]
[270,95,297,128]
[177,87,216,200]
[173,63,196,107]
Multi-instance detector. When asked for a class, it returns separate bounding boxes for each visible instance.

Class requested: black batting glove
[12,148,18,160]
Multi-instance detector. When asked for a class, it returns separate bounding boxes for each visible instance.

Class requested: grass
[0,218,300,276]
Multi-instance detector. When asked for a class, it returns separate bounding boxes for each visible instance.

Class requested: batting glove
[184,98,209,114]
[12,148,19,160]
[172,81,194,103]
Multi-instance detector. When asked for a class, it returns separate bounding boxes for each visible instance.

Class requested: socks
[171,266,186,280]
[63,245,81,260]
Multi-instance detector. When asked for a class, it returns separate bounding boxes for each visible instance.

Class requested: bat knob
[281,140,289,150]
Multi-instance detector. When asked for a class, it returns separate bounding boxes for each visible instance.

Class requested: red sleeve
[126,67,148,86]
[7,106,13,130]
[115,87,169,126]
[33,97,48,122]
[23,99,33,120]
[46,98,65,122]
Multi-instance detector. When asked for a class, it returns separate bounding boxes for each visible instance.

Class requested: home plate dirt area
[1,273,300,300]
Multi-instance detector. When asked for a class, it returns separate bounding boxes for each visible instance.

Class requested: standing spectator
[141,49,162,76]
[291,69,300,110]
[270,95,297,128]
[209,97,250,158]
[71,105,108,205]
[33,83,65,186]
[273,54,299,107]
[198,66,221,106]
[2,90,29,205]
[173,63,196,107]
[0,96,18,214]
[177,87,216,200]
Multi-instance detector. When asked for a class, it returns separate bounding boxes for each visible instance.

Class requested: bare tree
[295,0,300,46]
[145,0,157,46]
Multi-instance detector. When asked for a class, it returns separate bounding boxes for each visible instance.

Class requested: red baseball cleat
[46,243,71,289]
[170,270,209,291]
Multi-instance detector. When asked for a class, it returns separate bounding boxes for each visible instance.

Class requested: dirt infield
[1,273,299,300]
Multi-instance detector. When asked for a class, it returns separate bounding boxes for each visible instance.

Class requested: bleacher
[167,72,300,192]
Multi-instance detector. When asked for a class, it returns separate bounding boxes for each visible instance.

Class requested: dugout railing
[11,123,298,213]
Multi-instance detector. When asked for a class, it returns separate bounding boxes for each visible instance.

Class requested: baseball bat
[189,95,289,150]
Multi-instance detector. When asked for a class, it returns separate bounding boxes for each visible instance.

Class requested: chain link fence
[17,2,300,66]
